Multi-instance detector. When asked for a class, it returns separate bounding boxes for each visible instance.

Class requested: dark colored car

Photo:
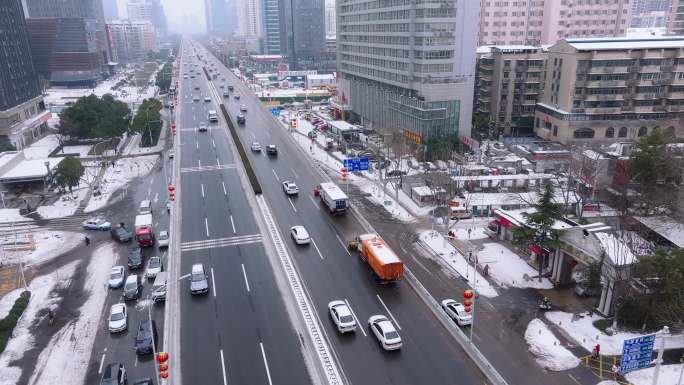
[135,320,158,355]
[386,170,407,177]
[228,85,234,91]
[266,145,278,156]
[128,248,143,270]
[100,363,126,385]
[110,226,133,243]
[236,113,245,124]
[132,379,153,385]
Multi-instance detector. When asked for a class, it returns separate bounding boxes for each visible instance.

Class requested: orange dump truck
[357,233,404,283]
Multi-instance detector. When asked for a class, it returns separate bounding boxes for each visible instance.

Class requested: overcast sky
[117,0,207,34]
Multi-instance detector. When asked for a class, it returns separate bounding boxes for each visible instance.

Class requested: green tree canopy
[58,94,131,139]
[55,156,84,193]
[130,98,163,147]
[629,129,681,186]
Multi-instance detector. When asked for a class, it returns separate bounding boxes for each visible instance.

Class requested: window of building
[573,128,595,139]
[618,127,628,138]
[553,125,558,136]
[605,127,614,138]
[637,127,647,137]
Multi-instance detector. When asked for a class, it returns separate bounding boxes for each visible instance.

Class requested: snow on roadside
[625,364,683,385]
[479,243,553,289]
[596,381,619,385]
[28,243,116,385]
[85,155,158,213]
[36,187,88,219]
[419,230,498,297]
[1,231,83,267]
[545,311,643,355]
[452,226,489,240]
[0,209,30,223]
[524,318,580,371]
[0,261,79,385]
[0,290,24,319]
[358,181,415,223]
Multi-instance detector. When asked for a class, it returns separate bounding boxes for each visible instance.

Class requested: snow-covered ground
[358,181,415,222]
[1,231,82,267]
[419,230,498,297]
[84,155,158,213]
[21,135,60,160]
[59,145,92,157]
[0,209,30,223]
[545,311,644,355]
[452,226,489,240]
[524,318,580,371]
[0,261,79,385]
[36,187,88,219]
[625,363,684,385]
[478,243,554,289]
[28,243,115,385]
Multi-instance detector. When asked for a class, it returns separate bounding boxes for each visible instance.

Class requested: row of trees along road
[58,94,130,139]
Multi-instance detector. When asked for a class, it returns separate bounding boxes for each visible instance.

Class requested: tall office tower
[151,0,168,37]
[479,0,631,46]
[128,0,167,37]
[669,0,684,34]
[0,0,49,149]
[279,0,326,69]
[205,0,232,34]
[261,0,281,53]
[325,0,335,37]
[336,0,478,139]
[238,0,260,36]
[102,0,119,21]
[106,20,158,62]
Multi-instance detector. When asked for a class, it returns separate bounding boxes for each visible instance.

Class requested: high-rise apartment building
[262,0,281,54]
[325,0,336,37]
[534,37,684,145]
[128,0,167,37]
[336,0,478,139]
[0,0,50,149]
[668,0,684,34]
[238,0,260,36]
[106,20,158,62]
[205,0,233,34]
[479,0,632,46]
[280,0,327,69]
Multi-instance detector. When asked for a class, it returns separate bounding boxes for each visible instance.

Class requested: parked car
[441,299,473,326]
[134,320,158,355]
[110,226,133,243]
[128,248,143,270]
[328,300,357,333]
[289,226,310,245]
[145,256,163,279]
[157,230,170,248]
[282,180,299,195]
[123,274,141,301]
[108,266,126,289]
[82,218,111,231]
[132,379,154,385]
[108,303,128,333]
[190,263,209,295]
[250,142,261,152]
[386,170,407,177]
[100,363,126,385]
[368,315,402,350]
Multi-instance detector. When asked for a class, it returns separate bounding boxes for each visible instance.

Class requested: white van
[208,110,218,122]
[151,272,168,302]
[139,200,152,215]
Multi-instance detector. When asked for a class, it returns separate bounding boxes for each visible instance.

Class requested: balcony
[585,107,621,114]
[667,105,682,112]
[653,105,667,112]
[584,93,624,101]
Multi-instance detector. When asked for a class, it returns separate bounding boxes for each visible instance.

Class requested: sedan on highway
[128,248,143,270]
[233,94,240,100]
[441,299,473,326]
[134,319,158,355]
[192,95,199,102]
[328,300,357,333]
[204,96,211,102]
[82,217,111,231]
[108,266,126,289]
[266,144,278,156]
[157,230,170,248]
[199,122,207,132]
[368,315,402,351]
[250,142,261,152]
[123,275,141,301]
[289,226,310,245]
[240,104,247,112]
[108,303,127,333]
[100,363,126,385]
[190,263,209,295]
[282,180,299,195]
[145,256,162,279]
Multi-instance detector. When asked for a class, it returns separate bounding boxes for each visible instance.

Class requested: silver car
[190,263,209,295]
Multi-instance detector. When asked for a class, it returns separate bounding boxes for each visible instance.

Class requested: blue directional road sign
[271,107,280,116]
[343,157,369,172]
[619,334,656,374]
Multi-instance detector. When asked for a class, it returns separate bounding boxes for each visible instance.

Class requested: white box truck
[318,182,348,214]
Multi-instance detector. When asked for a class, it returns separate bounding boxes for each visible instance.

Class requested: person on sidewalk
[593,343,601,359]
[612,364,619,380]
[84,236,90,246]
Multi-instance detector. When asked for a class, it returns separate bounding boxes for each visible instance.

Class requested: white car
[240,105,247,112]
[289,226,310,245]
[328,300,357,333]
[168,150,175,159]
[108,303,128,333]
[82,217,111,230]
[204,96,211,102]
[441,299,473,326]
[157,230,170,248]
[145,256,163,279]
[183,75,188,79]
[251,142,261,152]
[193,95,199,102]
[282,180,299,195]
[368,315,402,351]
[108,266,125,289]
[199,122,207,132]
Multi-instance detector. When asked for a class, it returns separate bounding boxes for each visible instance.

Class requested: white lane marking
[147,187,151,197]
[198,158,201,167]
[219,349,228,385]
[216,157,220,166]
[153,192,159,203]
[149,176,155,185]
[135,355,139,367]
[212,138,216,148]
[222,181,227,195]
[196,140,199,149]
[241,263,250,292]
[308,195,319,211]
[98,354,106,374]
[259,343,274,385]
[211,267,216,297]
[344,299,366,336]
[201,183,205,198]
[178,273,191,280]
[311,238,324,260]
[205,218,210,237]
[291,168,299,179]
[336,234,351,256]
[230,215,236,233]
[287,197,297,212]
[376,294,401,330]
[272,168,279,181]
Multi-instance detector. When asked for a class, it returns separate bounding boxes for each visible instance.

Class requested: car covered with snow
[145,256,163,279]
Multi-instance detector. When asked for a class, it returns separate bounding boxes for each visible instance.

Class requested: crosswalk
[180,164,236,173]
[0,213,91,237]
[180,234,262,252]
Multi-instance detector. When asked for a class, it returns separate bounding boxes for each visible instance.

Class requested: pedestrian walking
[593,343,601,359]
[612,364,619,380]
[85,236,90,246]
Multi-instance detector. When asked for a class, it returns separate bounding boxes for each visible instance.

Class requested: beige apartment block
[480,0,631,46]
[669,0,684,35]
[476,45,548,136]
[534,37,684,145]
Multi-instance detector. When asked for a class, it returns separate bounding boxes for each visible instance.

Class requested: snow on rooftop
[595,232,638,266]
[0,158,63,182]
[22,134,60,160]
[632,216,684,248]
[565,36,684,51]
[495,208,575,230]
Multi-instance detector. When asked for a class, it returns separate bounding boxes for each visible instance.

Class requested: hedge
[203,67,211,81]
[219,104,263,194]
[0,291,31,354]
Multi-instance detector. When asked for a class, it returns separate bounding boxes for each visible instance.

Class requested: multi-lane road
[172,40,489,385]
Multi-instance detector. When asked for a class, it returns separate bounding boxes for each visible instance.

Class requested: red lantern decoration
[160,371,169,379]
[463,299,472,307]
[463,290,474,300]
[159,363,169,371]
[463,305,472,313]
[156,351,169,363]
[167,185,175,193]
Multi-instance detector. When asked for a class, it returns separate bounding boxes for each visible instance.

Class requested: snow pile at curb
[28,243,116,385]
[524,318,580,371]
[85,155,158,213]
[625,363,684,385]
[359,182,415,223]
[0,209,30,223]
[37,188,88,219]
[418,230,498,297]
[545,311,643,355]
[453,226,489,240]
[2,231,82,267]
[0,261,78,385]
[479,243,554,289]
